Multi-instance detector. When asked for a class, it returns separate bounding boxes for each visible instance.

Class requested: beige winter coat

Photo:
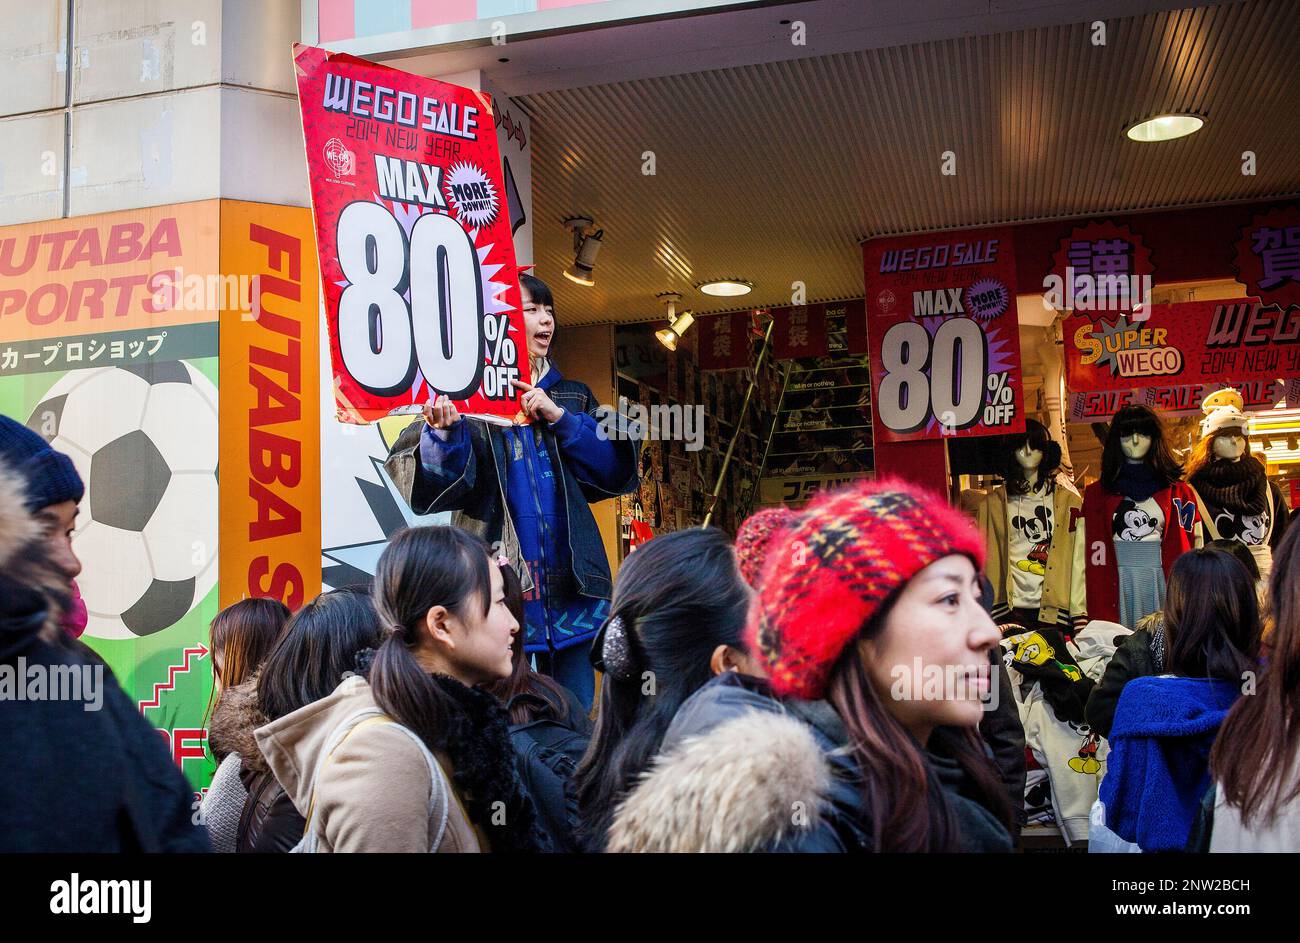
[255,675,482,853]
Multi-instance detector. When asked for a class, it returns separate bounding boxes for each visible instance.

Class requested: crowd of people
[3,272,1299,853]
[4,407,1300,850]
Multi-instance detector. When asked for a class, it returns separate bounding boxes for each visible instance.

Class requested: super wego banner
[1064,298,1300,419]
[294,44,527,423]
[1061,298,1300,392]
[864,227,1024,443]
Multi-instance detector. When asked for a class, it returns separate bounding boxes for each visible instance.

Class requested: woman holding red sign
[385,275,641,706]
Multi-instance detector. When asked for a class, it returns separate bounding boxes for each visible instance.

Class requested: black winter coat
[0,574,209,852]
[1086,625,1161,740]
[208,678,305,853]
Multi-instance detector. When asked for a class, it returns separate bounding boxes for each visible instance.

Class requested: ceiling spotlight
[655,290,695,351]
[563,216,602,287]
[1125,114,1204,143]
[697,278,753,297]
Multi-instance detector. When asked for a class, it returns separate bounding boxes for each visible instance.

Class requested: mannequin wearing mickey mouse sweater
[1083,406,1201,629]
[975,421,1087,637]
[1187,390,1288,582]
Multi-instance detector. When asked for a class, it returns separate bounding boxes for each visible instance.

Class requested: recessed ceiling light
[697,278,753,297]
[1125,114,1204,143]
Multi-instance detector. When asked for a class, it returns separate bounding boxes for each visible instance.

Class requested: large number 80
[336,201,485,400]
[877,318,987,434]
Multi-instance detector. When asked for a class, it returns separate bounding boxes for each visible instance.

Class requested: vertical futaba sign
[218,201,322,611]
[293,44,528,425]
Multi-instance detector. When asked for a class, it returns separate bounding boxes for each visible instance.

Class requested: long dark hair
[368,526,493,753]
[1164,547,1260,680]
[368,526,547,851]
[487,561,582,726]
[257,587,384,722]
[1213,520,1300,826]
[1001,418,1062,495]
[1100,404,1183,491]
[206,597,290,737]
[825,589,1014,852]
[573,528,751,850]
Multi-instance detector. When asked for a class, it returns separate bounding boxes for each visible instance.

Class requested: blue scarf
[1110,461,1168,502]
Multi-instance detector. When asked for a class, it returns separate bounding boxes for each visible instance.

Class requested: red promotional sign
[771,304,828,359]
[1067,379,1286,423]
[696,311,750,370]
[1061,298,1300,393]
[293,44,527,423]
[864,226,1024,443]
[1234,204,1300,308]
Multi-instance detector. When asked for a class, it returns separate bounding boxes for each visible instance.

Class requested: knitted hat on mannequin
[747,477,987,700]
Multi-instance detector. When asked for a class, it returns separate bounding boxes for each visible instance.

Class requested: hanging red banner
[864,226,1024,443]
[1234,204,1300,308]
[771,304,828,359]
[1061,298,1300,395]
[1067,379,1287,422]
[293,43,527,424]
[1046,220,1155,316]
[696,311,751,370]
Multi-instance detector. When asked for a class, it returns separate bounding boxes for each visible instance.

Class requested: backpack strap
[296,711,451,853]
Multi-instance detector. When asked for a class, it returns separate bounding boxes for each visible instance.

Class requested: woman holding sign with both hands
[385,274,642,706]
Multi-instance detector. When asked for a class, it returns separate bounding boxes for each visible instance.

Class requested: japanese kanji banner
[1047,219,1155,314]
[864,226,1025,443]
[293,44,527,423]
[771,304,828,359]
[1234,204,1300,308]
[1062,298,1300,397]
[696,311,751,370]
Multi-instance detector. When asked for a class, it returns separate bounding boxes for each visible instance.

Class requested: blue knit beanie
[0,414,85,512]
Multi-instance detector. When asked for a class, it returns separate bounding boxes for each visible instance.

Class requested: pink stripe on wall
[319,0,357,41]
[411,0,477,27]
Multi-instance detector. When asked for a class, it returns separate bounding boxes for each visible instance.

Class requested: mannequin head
[1002,419,1062,495]
[1186,399,1253,480]
[1187,426,1252,479]
[1213,431,1248,462]
[1120,431,1152,461]
[1101,404,1183,492]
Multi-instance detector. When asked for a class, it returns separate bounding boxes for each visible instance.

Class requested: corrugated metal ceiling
[520,1,1300,325]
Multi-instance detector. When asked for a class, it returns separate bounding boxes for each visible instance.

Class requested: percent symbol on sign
[986,371,1014,404]
[483,314,515,364]
[982,371,1016,426]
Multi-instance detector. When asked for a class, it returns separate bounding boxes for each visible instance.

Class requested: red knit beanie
[747,477,987,700]
[735,507,798,588]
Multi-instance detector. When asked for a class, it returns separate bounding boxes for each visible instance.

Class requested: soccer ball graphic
[27,362,218,639]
